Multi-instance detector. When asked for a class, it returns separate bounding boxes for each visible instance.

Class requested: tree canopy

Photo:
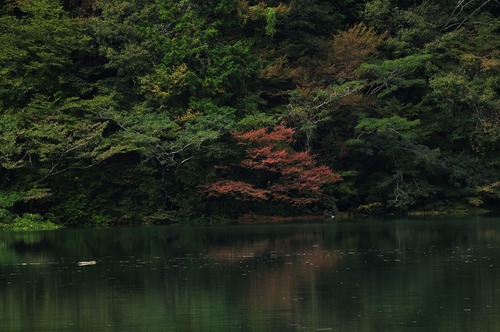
[0,0,498,228]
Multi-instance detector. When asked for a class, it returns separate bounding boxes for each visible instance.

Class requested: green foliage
[264,7,278,36]
[358,54,432,97]
[364,0,442,56]
[0,0,90,107]
[355,115,420,140]
[0,0,498,226]
[355,202,384,216]
[277,0,351,58]
[6,214,59,231]
[346,113,439,210]
[0,191,24,210]
[0,188,53,226]
[287,81,365,148]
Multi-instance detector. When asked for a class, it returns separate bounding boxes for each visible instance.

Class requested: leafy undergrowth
[1,214,60,231]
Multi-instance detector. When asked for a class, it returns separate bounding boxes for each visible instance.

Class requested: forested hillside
[1,0,498,228]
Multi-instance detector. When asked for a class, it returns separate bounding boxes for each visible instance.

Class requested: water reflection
[0,217,499,331]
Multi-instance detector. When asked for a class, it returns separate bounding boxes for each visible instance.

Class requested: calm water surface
[1,216,499,331]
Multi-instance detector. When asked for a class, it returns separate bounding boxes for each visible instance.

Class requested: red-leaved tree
[202,125,341,206]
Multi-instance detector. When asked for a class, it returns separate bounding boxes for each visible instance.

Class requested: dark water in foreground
[1,217,499,331]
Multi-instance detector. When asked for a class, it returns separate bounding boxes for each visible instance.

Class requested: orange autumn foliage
[204,180,270,201]
[323,23,386,81]
[203,125,341,205]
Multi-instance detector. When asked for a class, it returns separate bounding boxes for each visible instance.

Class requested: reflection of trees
[0,219,499,331]
[207,236,342,311]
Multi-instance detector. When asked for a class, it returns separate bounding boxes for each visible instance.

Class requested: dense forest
[0,0,499,229]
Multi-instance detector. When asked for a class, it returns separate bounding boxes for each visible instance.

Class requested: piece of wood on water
[77,261,97,266]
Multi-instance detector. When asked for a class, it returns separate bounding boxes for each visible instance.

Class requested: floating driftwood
[77,261,97,266]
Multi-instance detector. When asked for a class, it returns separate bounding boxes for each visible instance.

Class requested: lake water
[1,216,499,331]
